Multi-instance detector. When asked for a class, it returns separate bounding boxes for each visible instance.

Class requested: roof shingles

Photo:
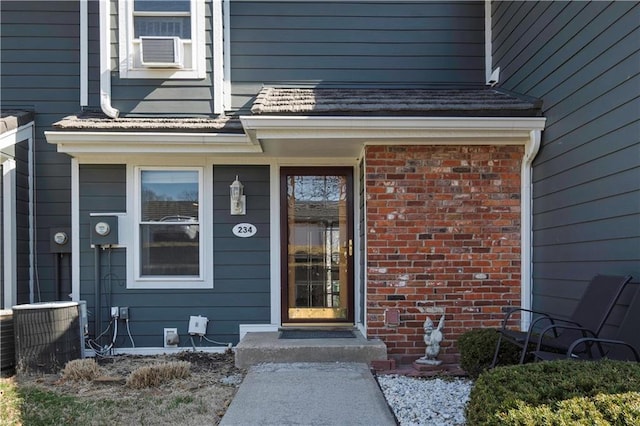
[51,87,542,132]
[251,88,542,117]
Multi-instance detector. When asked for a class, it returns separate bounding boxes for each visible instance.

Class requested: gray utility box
[89,215,119,246]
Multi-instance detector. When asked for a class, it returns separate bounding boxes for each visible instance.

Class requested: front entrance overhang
[241,114,546,331]
[240,115,545,159]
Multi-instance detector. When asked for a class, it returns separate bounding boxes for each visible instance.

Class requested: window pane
[134,17,191,38]
[134,0,190,12]
[140,224,199,276]
[141,170,198,221]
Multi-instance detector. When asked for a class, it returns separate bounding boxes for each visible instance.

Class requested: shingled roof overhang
[45,112,258,157]
[46,88,545,159]
[240,87,545,158]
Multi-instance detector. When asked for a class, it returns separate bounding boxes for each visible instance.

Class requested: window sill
[127,279,212,290]
[120,68,205,80]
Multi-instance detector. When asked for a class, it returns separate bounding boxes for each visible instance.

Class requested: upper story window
[134,0,191,39]
[119,0,206,79]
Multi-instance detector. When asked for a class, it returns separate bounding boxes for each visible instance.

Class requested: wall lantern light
[230,175,246,215]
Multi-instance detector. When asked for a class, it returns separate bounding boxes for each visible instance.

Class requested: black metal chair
[490,274,633,367]
[532,282,640,362]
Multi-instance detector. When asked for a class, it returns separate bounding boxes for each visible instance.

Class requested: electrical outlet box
[119,307,129,320]
[164,328,179,348]
[111,306,119,318]
[188,315,208,336]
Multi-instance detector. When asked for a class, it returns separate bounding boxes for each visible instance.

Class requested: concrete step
[234,331,388,368]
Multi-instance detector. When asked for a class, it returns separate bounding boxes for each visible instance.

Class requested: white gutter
[99,0,119,118]
[520,129,542,330]
[240,116,545,143]
[71,158,80,301]
[212,0,224,114]
[3,159,17,307]
[80,0,88,107]
[45,130,258,156]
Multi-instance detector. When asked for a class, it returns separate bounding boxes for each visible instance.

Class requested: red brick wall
[365,145,523,359]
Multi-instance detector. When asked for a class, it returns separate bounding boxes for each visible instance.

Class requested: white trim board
[45,131,258,157]
[85,346,232,357]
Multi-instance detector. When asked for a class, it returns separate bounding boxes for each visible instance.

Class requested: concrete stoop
[234,331,388,368]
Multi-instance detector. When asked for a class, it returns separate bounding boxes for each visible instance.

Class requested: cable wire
[200,334,233,347]
[125,319,135,348]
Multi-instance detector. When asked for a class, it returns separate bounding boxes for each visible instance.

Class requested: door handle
[348,239,353,257]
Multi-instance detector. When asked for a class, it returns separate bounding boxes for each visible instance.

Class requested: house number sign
[232,223,257,238]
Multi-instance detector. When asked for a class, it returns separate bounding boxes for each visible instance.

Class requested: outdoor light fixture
[230,175,246,215]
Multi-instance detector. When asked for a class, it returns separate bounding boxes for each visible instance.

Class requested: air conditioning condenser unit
[140,36,183,68]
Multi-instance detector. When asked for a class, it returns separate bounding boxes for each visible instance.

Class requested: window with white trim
[128,166,212,289]
[118,0,206,79]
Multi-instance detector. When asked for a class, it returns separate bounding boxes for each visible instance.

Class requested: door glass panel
[286,175,349,320]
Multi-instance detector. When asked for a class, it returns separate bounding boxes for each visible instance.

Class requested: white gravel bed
[377,375,473,426]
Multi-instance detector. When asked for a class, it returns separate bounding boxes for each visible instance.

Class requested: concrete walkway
[220,362,397,426]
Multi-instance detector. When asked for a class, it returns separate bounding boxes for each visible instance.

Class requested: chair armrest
[568,338,640,361]
[499,307,553,330]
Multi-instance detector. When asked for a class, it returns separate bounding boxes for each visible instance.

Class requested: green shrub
[466,359,640,425]
[458,328,521,378]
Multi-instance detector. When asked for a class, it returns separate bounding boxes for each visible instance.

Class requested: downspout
[520,130,542,330]
[80,0,88,107]
[99,0,119,118]
[484,0,493,84]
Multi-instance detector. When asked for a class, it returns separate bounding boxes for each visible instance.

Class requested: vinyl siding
[230,1,485,111]
[78,164,270,347]
[102,1,485,115]
[492,1,640,317]
[15,140,31,305]
[78,165,127,340]
[0,0,78,304]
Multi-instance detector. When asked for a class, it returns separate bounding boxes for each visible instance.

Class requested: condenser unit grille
[13,302,82,374]
[140,37,183,68]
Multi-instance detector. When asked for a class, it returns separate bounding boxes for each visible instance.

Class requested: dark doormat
[279,329,356,339]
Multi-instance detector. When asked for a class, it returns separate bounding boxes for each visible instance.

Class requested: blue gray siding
[230,1,485,111]
[78,165,127,341]
[1,1,78,304]
[97,1,486,115]
[492,1,640,316]
[15,140,31,305]
[78,164,270,347]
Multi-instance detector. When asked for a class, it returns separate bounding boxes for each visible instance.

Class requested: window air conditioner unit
[140,36,183,68]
